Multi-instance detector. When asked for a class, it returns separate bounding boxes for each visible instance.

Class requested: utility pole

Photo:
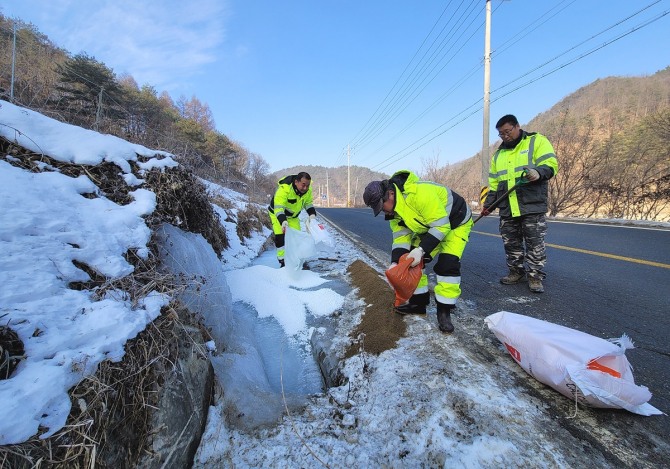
[480,0,492,206]
[347,144,351,207]
[326,171,330,208]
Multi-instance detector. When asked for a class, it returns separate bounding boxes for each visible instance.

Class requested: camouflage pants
[499,213,547,280]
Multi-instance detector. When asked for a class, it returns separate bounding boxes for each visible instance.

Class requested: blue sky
[2,0,669,175]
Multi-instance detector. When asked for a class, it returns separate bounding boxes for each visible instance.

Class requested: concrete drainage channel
[311,330,345,389]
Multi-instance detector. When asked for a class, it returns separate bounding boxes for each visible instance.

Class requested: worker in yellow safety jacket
[268,172,317,267]
[363,170,473,333]
[482,114,559,293]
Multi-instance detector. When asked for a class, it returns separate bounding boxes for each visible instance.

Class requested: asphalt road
[319,207,670,454]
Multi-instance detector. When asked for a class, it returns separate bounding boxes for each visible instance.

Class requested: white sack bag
[485,311,663,416]
[284,226,316,272]
[308,220,334,248]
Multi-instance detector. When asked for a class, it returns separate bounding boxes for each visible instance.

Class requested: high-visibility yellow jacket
[484,131,558,217]
[268,175,316,224]
[387,170,471,263]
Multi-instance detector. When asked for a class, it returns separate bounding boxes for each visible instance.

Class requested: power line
[361,32,483,161]
[345,1,457,151]
[346,1,481,155]
[367,5,669,172]
[490,9,669,102]
[491,0,577,58]
[492,1,664,96]
[352,1,482,155]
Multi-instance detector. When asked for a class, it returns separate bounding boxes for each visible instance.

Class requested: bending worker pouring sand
[363,170,473,333]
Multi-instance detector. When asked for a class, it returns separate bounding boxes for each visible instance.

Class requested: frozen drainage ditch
[213,252,347,430]
[155,224,346,431]
[227,300,326,397]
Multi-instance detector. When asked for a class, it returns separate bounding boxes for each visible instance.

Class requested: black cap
[363,180,386,216]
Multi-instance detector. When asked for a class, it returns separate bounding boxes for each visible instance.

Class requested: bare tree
[588,110,670,220]
[420,151,447,182]
[419,151,481,205]
[245,153,271,203]
[546,110,603,216]
[176,95,215,132]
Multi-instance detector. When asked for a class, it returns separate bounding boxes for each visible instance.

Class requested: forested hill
[530,66,670,135]
[424,67,670,221]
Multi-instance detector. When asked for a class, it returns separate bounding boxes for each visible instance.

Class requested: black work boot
[394,292,429,315]
[395,303,427,315]
[278,259,285,268]
[436,303,455,333]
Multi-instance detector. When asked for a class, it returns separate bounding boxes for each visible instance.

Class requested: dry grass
[0,318,23,380]
[0,136,134,206]
[0,302,207,469]
[236,203,271,240]
[0,208,208,468]
[0,187,194,468]
[209,194,271,241]
[143,166,229,256]
[0,137,236,467]
[209,194,234,211]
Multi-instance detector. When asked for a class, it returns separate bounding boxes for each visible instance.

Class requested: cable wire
[361,2,669,171]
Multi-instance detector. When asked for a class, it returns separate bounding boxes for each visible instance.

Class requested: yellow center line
[472,230,670,269]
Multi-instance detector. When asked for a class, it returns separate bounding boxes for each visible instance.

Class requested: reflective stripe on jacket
[388,170,471,261]
[485,131,558,217]
[268,175,315,224]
